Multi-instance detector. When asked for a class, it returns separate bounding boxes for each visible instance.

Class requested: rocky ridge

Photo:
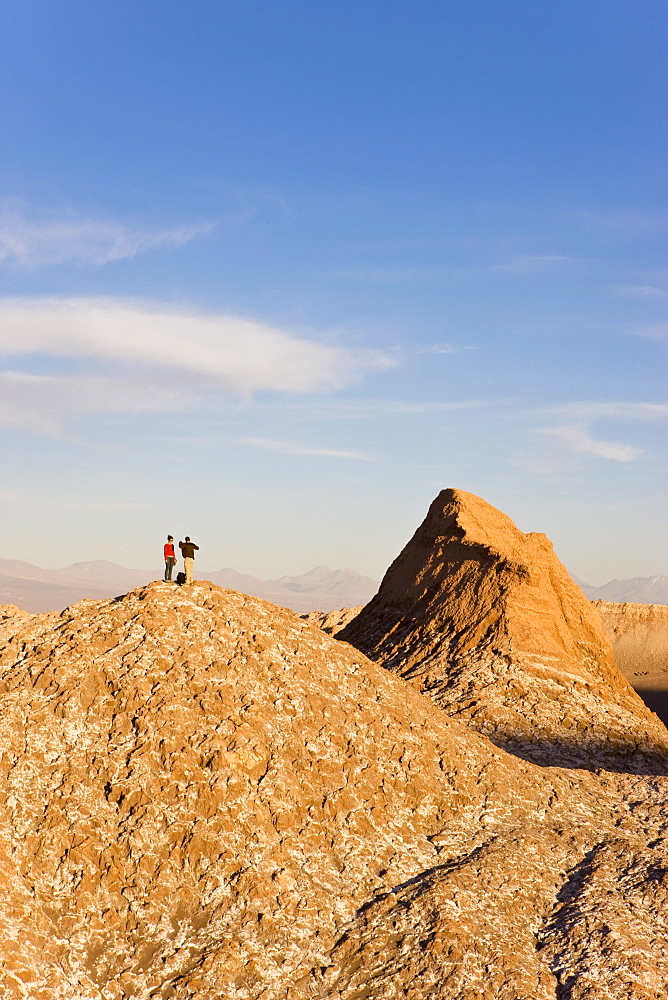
[300,605,364,636]
[339,489,668,771]
[1,490,667,998]
[1,581,667,998]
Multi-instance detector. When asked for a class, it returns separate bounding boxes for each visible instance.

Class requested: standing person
[163,535,176,582]
[179,536,199,585]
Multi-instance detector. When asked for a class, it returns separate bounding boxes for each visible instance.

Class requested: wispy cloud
[277,398,498,420]
[0,297,393,433]
[546,402,668,422]
[615,284,668,299]
[0,205,213,267]
[526,399,667,467]
[240,436,370,459]
[417,343,478,355]
[493,254,584,275]
[0,297,393,396]
[540,424,641,462]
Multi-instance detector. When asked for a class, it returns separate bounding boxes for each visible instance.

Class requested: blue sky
[0,0,666,583]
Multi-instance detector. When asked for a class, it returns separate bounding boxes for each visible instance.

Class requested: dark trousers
[164,558,176,581]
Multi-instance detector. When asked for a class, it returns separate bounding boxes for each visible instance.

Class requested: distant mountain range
[0,559,379,615]
[571,575,668,605]
[0,558,666,615]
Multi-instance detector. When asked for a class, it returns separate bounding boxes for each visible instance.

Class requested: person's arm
[193,543,199,550]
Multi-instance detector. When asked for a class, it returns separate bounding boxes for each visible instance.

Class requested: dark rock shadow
[484,732,668,776]
[634,689,668,728]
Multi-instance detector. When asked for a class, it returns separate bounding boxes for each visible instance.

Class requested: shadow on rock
[486,731,668,776]
[634,689,668,728]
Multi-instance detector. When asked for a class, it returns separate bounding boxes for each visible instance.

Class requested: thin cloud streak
[240,437,371,460]
[532,400,665,464]
[277,398,498,420]
[546,402,668,422]
[493,254,584,274]
[417,343,478,355]
[614,285,667,299]
[540,424,642,462]
[0,207,212,266]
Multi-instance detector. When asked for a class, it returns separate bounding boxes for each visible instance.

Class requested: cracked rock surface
[1,490,667,998]
[339,489,668,772]
[301,606,364,636]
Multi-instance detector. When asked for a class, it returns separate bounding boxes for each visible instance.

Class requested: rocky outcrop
[594,600,668,726]
[0,603,40,644]
[1,581,667,998]
[339,489,668,771]
[594,600,668,679]
[300,605,364,635]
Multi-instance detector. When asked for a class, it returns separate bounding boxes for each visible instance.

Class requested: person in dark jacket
[163,535,176,581]
[179,536,199,585]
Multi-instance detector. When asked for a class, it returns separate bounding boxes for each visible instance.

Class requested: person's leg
[166,558,175,580]
[184,557,193,584]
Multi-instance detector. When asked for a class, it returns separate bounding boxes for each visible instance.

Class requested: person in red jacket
[164,535,176,581]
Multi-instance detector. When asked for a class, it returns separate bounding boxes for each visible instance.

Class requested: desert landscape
[2,556,666,619]
[3,4,665,997]
[0,488,666,999]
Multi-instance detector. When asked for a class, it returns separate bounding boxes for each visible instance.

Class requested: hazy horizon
[2,550,667,596]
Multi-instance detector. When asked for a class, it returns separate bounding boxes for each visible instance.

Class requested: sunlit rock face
[594,599,668,680]
[339,489,668,771]
[0,495,667,998]
[300,605,364,636]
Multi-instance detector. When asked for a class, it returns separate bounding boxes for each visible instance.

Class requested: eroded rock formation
[339,489,668,771]
[594,600,668,727]
[594,600,668,680]
[300,605,364,636]
[1,492,667,998]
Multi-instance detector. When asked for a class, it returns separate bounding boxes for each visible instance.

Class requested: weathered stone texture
[340,488,668,771]
[301,605,364,636]
[0,490,667,998]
